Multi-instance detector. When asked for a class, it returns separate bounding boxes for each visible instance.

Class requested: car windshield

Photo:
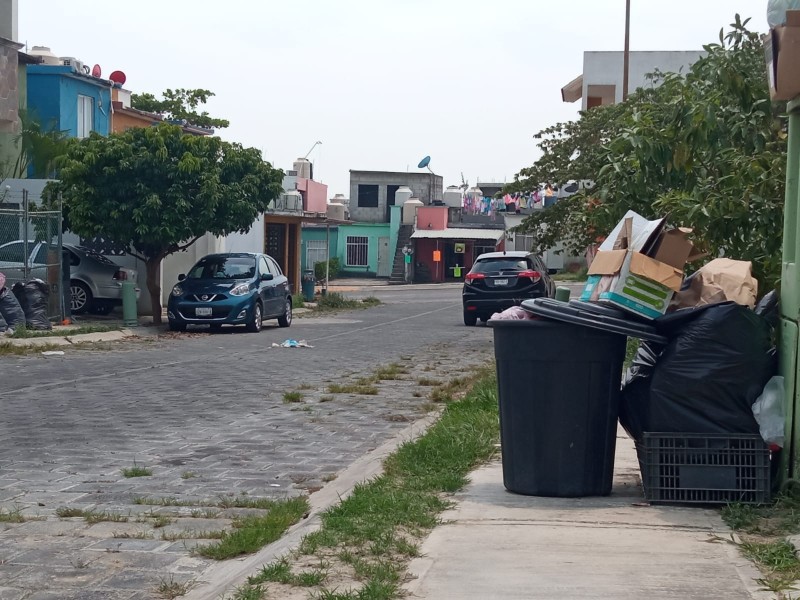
[472,258,530,274]
[187,256,256,280]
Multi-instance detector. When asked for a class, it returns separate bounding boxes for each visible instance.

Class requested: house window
[346,236,369,267]
[77,95,94,138]
[357,185,379,208]
[306,239,328,270]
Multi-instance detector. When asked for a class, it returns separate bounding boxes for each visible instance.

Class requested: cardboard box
[766,10,800,101]
[651,227,696,269]
[581,250,684,319]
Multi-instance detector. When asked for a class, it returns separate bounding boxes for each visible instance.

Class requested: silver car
[0,241,139,314]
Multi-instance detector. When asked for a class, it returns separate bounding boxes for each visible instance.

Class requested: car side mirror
[178,274,186,281]
[261,273,274,281]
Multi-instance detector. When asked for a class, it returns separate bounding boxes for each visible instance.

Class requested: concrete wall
[297,177,328,213]
[0,38,20,173]
[335,222,390,276]
[300,226,339,271]
[225,214,265,254]
[27,66,112,137]
[0,0,18,42]
[581,50,705,110]
[416,206,448,231]
[348,171,443,223]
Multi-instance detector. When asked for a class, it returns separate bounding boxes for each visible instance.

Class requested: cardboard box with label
[580,211,695,319]
[766,10,800,101]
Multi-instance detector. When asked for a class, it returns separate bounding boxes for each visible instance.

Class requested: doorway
[377,237,390,277]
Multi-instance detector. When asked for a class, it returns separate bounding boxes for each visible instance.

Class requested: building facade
[349,170,443,223]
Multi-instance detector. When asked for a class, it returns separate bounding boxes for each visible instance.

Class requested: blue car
[167,252,292,332]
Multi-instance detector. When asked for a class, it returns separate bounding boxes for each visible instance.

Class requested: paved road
[0,286,495,599]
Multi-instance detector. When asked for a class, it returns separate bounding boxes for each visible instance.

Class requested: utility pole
[623,0,631,101]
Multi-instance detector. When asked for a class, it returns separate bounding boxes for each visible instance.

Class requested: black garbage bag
[0,286,26,329]
[620,302,775,442]
[0,310,7,333]
[21,279,51,330]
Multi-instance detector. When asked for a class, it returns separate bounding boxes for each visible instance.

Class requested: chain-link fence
[0,189,64,321]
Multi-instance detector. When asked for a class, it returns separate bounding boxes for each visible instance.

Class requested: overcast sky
[19,1,768,198]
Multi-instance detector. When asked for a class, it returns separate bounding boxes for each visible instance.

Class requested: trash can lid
[521,298,667,344]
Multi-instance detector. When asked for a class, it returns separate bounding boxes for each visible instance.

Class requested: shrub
[314,257,340,282]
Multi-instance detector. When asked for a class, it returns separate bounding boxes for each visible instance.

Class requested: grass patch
[416,377,438,387]
[283,391,304,403]
[9,324,119,339]
[249,556,328,587]
[292,294,306,309]
[315,293,382,313]
[232,367,498,598]
[182,471,197,479]
[161,529,226,541]
[191,508,221,519]
[319,395,335,403]
[121,462,152,478]
[113,530,154,539]
[156,574,191,599]
[552,267,587,282]
[328,382,379,395]
[133,496,190,507]
[374,363,409,381]
[84,511,129,525]
[194,496,309,560]
[0,506,27,523]
[0,341,64,355]
[55,507,86,518]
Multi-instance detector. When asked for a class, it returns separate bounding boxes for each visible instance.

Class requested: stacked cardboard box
[580,211,699,319]
[766,10,800,101]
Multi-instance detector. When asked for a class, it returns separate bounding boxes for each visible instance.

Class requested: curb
[3,328,135,348]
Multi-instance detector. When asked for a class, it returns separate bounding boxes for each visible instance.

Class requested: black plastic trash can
[490,299,666,498]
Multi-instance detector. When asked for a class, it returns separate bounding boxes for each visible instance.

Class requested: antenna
[303,141,322,160]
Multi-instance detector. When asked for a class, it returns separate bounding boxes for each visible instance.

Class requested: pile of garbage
[0,272,53,333]
[579,211,779,457]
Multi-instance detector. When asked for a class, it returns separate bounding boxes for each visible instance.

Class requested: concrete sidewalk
[405,432,770,600]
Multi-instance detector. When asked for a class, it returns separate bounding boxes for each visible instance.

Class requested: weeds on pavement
[121,461,152,478]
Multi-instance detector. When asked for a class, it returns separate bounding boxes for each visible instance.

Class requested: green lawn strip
[237,369,499,599]
[0,341,64,355]
[722,497,800,593]
[9,325,119,339]
[314,293,381,313]
[194,496,309,560]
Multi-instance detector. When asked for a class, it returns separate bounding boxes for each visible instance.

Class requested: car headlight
[171,285,183,297]
[230,283,250,296]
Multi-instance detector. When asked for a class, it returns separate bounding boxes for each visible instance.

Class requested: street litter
[671,258,758,309]
[272,339,314,348]
[41,351,65,356]
[489,306,534,321]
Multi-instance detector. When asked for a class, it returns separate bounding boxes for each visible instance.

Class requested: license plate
[494,279,508,286]
[195,307,212,316]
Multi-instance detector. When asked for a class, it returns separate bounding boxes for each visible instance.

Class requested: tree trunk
[145,257,163,325]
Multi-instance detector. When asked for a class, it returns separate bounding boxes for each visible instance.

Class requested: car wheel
[246,302,263,333]
[169,320,186,332]
[278,298,292,328]
[463,309,478,326]
[70,281,92,314]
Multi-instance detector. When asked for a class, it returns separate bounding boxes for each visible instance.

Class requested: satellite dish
[417,156,431,169]
[92,64,101,78]
[109,70,126,85]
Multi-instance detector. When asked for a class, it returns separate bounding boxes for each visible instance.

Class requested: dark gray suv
[462,251,555,325]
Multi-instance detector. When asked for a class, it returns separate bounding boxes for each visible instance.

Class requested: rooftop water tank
[443,185,463,208]
[395,186,413,206]
[327,203,346,222]
[403,198,423,225]
[28,46,61,66]
[293,158,312,179]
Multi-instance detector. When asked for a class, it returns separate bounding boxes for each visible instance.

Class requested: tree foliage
[46,124,283,321]
[131,88,230,130]
[11,109,70,178]
[510,16,786,287]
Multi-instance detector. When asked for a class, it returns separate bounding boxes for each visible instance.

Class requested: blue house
[26,63,112,138]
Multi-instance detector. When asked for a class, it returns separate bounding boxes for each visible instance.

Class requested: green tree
[510,16,786,288]
[11,109,70,178]
[46,124,283,322]
[131,88,230,130]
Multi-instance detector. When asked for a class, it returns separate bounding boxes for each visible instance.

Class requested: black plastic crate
[642,433,770,505]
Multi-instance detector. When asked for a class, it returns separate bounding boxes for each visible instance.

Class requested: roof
[410,228,504,241]
[561,75,583,103]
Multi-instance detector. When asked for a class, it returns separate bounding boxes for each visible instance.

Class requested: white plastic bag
[752,375,785,447]
[768,0,800,27]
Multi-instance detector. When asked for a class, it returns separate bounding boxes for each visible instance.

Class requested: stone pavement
[0,287,493,598]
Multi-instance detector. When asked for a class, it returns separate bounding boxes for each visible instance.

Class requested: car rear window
[74,247,117,265]
[472,258,531,273]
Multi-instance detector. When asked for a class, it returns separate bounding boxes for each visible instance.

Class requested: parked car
[0,240,139,315]
[167,252,292,332]
[461,251,555,325]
